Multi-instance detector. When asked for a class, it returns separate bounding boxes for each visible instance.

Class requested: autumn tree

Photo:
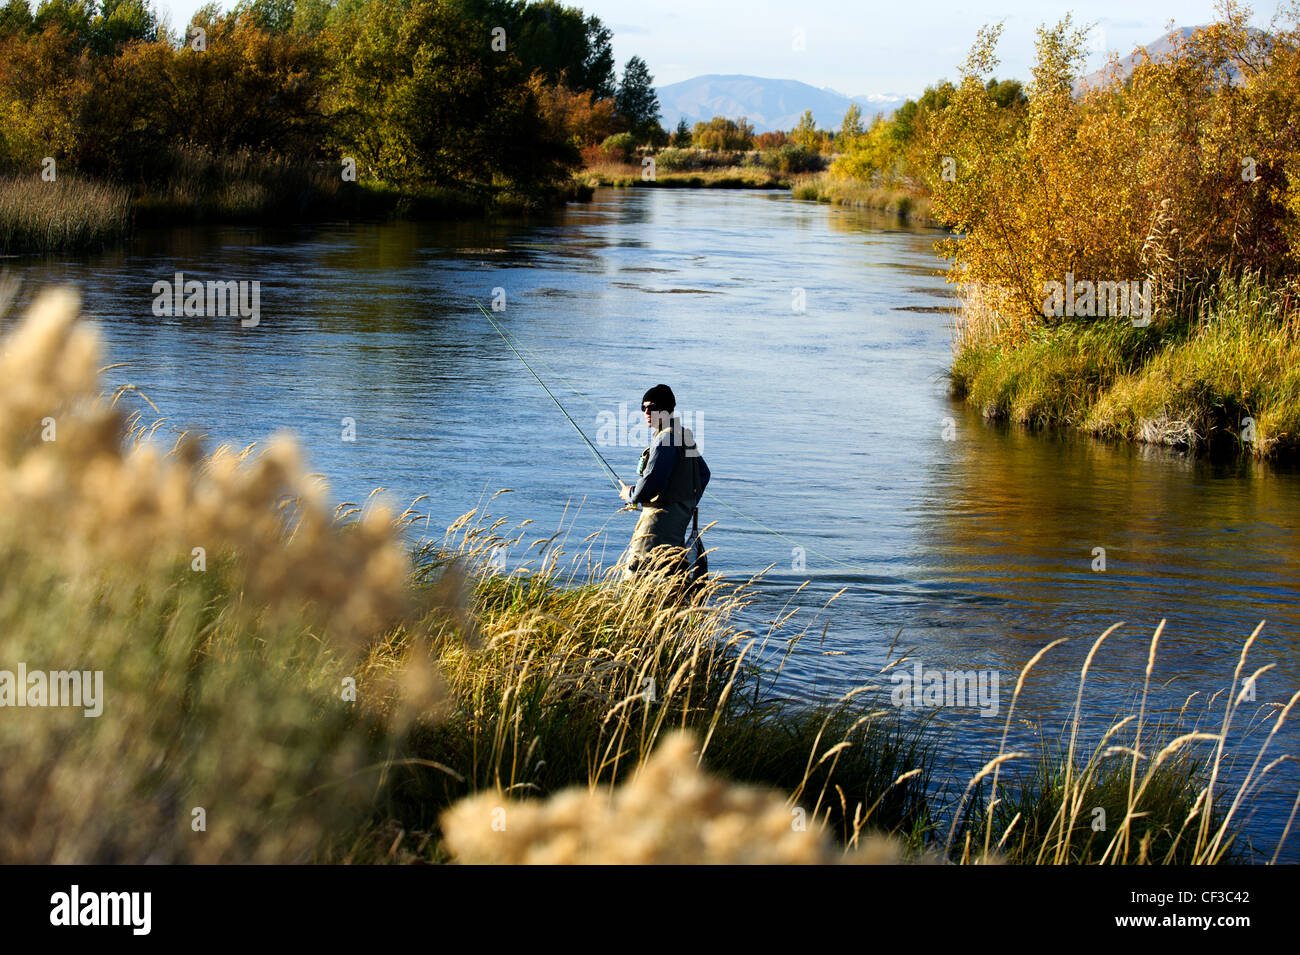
[792,109,820,149]
[692,116,753,151]
[326,0,574,190]
[840,102,863,144]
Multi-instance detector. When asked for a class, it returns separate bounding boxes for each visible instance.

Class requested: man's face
[642,402,668,433]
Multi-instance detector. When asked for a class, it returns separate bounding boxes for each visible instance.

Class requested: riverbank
[0,165,595,255]
[579,161,786,189]
[0,285,1282,865]
[579,143,826,190]
[792,171,941,227]
[0,0,607,256]
[950,274,1300,458]
[577,162,945,225]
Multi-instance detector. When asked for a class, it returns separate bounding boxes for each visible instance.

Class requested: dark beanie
[642,383,676,412]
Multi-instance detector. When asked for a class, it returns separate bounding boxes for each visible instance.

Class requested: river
[9,186,1299,859]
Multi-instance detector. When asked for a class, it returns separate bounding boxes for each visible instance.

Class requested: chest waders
[623,424,705,582]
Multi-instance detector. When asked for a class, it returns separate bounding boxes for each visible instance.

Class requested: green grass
[582,160,786,189]
[950,273,1300,457]
[791,172,940,226]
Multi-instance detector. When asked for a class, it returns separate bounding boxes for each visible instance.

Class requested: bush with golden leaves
[0,287,422,862]
[928,4,1300,333]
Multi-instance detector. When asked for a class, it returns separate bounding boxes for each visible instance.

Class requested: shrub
[600,132,637,162]
[653,147,693,171]
[755,130,788,149]
[761,143,826,175]
[928,9,1300,329]
[691,116,754,151]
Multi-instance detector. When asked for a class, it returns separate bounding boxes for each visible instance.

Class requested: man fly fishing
[617,384,710,582]
[473,304,711,584]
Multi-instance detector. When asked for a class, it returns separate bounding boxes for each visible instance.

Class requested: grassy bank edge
[948,275,1300,460]
[0,166,597,255]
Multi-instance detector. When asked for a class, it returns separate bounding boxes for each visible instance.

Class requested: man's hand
[619,480,634,504]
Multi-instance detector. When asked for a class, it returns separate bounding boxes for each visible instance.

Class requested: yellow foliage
[928,6,1300,331]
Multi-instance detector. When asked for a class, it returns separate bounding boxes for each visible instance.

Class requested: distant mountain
[1075,25,1265,90]
[655,74,908,133]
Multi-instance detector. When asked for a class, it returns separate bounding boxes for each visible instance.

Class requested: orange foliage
[531,76,622,148]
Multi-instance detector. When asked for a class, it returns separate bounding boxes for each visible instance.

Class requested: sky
[153,0,1283,100]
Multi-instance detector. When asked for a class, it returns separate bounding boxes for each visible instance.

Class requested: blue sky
[153,1,1280,99]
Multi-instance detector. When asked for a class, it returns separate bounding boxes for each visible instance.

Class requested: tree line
[0,0,665,199]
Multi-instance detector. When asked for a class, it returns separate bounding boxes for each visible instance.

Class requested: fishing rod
[473,301,625,493]
[472,303,892,577]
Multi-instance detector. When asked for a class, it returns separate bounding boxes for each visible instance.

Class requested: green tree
[615,55,660,142]
[890,81,956,145]
[671,117,691,147]
[0,0,33,37]
[233,0,296,34]
[328,0,573,191]
[986,77,1026,109]
[289,0,333,35]
[89,0,158,54]
[792,109,819,148]
[452,0,614,97]
[32,0,94,43]
[840,102,863,143]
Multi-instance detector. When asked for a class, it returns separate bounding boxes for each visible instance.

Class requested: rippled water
[10,187,1299,858]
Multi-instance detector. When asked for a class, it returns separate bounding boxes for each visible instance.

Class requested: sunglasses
[641,403,660,413]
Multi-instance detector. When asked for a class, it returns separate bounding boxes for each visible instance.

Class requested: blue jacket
[631,423,710,507]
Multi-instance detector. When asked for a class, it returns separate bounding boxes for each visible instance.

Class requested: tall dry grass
[129,145,345,224]
[581,160,782,189]
[0,176,130,253]
[949,622,1297,864]
[0,283,419,862]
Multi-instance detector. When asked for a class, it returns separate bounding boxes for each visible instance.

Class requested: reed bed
[0,176,130,254]
[791,172,939,226]
[0,286,1293,864]
[128,145,347,224]
[581,160,783,189]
